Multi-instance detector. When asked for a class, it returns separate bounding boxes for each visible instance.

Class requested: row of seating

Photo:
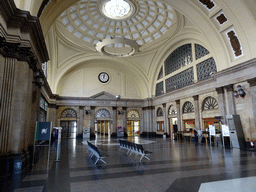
[87,141,106,165]
[119,140,151,162]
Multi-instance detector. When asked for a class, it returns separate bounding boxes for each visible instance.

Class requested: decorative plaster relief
[226,30,243,58]
[216,13,228,25]
[199,0,216,10]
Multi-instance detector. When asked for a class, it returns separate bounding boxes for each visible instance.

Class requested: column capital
[225,84,234,92]
[90,106,95,110]
[112,107,117,110]
[122,107,127,110]
[175,100,180,104]
[216,87,224,94]
[162,103,166,107]
[79,106,84,110]
[193,95,199,100]
[247,78,256,87]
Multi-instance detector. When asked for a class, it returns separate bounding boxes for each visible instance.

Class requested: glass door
[60,121,77,138]
[127,121,140,136]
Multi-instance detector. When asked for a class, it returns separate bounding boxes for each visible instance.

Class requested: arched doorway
[127,109,140,136]
[60,108,77,139]
[96,109,111,136]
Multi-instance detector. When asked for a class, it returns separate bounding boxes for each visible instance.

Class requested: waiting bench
[119,140,151,162]
[87,141,106,165]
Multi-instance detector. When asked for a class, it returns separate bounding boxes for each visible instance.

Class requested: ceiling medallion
[95,37,140,57]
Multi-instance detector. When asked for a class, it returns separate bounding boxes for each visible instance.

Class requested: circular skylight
[57,0,177,49]
[103,0,131,19]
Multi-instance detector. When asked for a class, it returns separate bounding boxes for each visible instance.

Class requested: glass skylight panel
[132,18,137,23]
[130,26,135,31]
[165,20,172,27]
[83,36,91,42]
[71,13,78,19]
[88,30,95,35]
[142,20,148,26]
[149,12,154,16]
[93,40,99,44]
[158,8,163,12]
[74,31,82,38]
[147,16,153,22]
[87,19,93,25]
[125,35,131,39]
[70,6,76,12]
[144,36,152,42]
[140,30,147,36]
[93,23,99,28]
[90,8,96,11]
[127,20,132,24]
[138,12,144,16]
[122,21,126,26]
[136,15,141,20]
[67,25,75,32]
[83,15,89,20]
[136,40,143,45]
[168,12,173,19]
[153,21,160,27]
[91,11,97,15]
[132,33,139,39]
[75,19,82,26]
[105,35,111,39]
[136,24,142,29]
[108,28,113,33]
[100,26,106,31]
[167,5,172,10]
[81,0,87,2]
[94,15,100,19]
[62,17,69,25]
[160,26,167,33]
[157,2,162,6]
[123,28,128,33]
[148,1,154,5]
[157,15,164,21]
[138,1,144,3]
[148,26,154,32]
[96,33,104,38]
[80,10,86,14]
[153,32,160,39]
[140,9,146,12]
[110,21,115,26]
[80,4,86,8]
[150,6,155,11]
[60,11,67,17]
[99,18,104,22]
[80,25,87,31]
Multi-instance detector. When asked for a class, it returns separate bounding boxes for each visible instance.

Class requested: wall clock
[98,72,109,83]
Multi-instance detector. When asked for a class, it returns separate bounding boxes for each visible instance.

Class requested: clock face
[98,72,109,83]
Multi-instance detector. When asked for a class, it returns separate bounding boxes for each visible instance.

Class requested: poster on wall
[209,125,216,136]
[222,125,230,136]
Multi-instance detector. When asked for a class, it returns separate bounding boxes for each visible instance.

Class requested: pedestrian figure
[198,128,202,144]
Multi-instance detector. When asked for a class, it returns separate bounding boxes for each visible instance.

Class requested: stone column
[216,87,227,124]
[152,106,156,132]
[142,107,146,134]
[122,107,127,133]
[225,84,236,115]
[47,104,58,127]
[247,78,256,129]
[193,95,200,130]
[90,106,95,139]
[112,107,117,137]
[77,106,84,138]
[175,100,182,131]
[163,103,168,134]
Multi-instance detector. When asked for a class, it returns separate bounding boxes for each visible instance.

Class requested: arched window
[127,110,140,118]
[168,105,177,115]
[202,96,218,110]
[96,109,111,118]
[183,101,194,113]
[61,108,77,118]
[157,108,164,117]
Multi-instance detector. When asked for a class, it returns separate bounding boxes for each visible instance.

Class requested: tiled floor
[2,135,256,192]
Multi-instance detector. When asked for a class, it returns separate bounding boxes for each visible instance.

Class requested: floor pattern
[2,135,256,192]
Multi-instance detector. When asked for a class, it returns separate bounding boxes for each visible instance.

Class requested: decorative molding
[225,84,234,92]
[216,13,227,25]
[216,87,224,94]
[193,95,199,100]
[247,78,256,87]
[199,0,215,10]
[227,30,242,57]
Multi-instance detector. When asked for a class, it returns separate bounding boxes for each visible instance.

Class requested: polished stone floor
[2,135,256,192]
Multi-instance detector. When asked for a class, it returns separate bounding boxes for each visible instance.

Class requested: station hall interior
[1,0,256,191]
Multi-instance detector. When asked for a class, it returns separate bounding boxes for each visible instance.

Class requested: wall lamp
[85,110,90,115]
[33,70,44,88]
[234,85,246,98]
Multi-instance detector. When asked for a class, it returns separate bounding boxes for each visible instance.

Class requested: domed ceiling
[57,0,178,56]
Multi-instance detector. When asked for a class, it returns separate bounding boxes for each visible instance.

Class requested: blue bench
[87,141,106,165]
[119,140,151,162]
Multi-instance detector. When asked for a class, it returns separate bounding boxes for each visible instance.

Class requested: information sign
[36,122,51,141]
[222,125,230,137]
[209,125,216,136]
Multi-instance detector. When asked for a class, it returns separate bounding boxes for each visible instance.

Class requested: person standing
[198,128,202,144]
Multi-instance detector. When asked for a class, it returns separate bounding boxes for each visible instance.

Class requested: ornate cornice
[0,0,49,63]
[216,87,224,94]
